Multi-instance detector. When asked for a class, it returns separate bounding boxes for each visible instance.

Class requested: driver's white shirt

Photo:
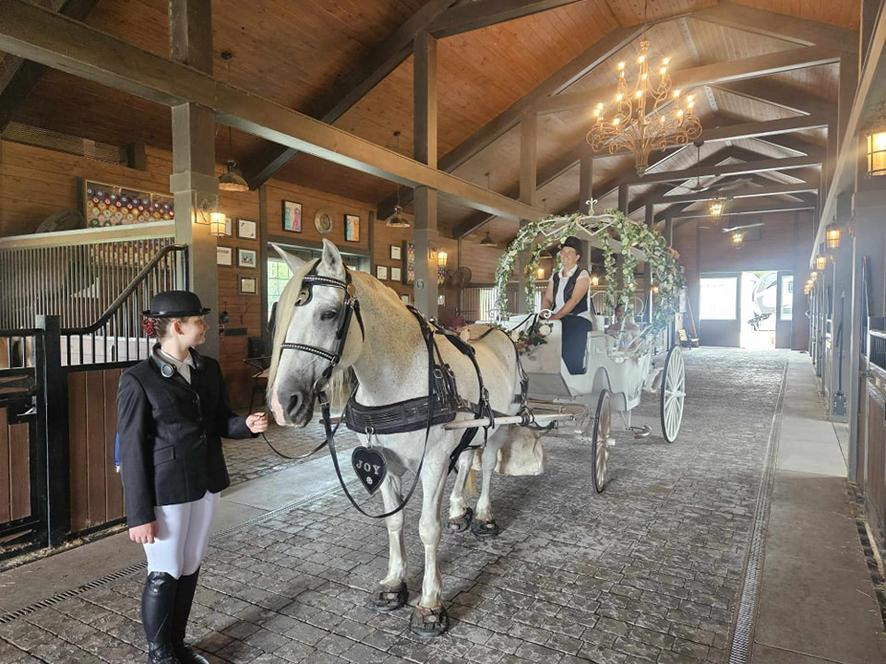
[549,265,592,321]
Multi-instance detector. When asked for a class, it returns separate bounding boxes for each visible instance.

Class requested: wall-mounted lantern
[825,224,841,250]
[868,129,886,176]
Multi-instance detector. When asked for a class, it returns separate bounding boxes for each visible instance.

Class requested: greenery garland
[493,209,684,337]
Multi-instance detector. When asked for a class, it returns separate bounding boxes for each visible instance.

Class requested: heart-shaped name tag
[351,446,387,495]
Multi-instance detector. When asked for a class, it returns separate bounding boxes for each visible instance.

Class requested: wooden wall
[674,211,814,350]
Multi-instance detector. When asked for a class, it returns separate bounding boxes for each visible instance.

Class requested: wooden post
[412,31,438,316]
[515,112,538,314]
[168,0,218,355]
[618,184,629,213]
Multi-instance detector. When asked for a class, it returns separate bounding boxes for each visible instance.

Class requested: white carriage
[485,209,687,492]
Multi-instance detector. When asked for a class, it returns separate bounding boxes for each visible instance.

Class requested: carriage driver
[541,236,596,373]
[116,290,268,664]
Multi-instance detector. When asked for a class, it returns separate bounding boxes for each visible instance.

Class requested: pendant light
[386,130,411,228]
[217,51,249,192]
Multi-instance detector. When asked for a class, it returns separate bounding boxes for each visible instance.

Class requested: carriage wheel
[591,390,611,493]
[660,345,686,443]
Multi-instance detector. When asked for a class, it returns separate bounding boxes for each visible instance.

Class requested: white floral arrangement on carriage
[492,205,684,356]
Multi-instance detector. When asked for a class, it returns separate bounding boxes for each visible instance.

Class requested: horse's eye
[320,309,338,321]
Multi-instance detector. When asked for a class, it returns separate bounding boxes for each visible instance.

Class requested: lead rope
[319,307,436,519]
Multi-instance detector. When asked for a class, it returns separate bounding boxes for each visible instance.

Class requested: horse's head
[267,239,363,426]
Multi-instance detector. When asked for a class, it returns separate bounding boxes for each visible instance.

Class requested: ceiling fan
[721,221,763,234]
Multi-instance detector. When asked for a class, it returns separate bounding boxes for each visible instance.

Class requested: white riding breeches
[143,490,219,578]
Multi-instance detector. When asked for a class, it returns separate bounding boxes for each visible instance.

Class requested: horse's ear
[270,243,305,274]
[320,238,343,273]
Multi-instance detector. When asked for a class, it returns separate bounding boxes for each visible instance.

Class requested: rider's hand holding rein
[247,412,269,433]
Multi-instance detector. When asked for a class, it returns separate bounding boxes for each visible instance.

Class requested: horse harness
[274,260,535,518]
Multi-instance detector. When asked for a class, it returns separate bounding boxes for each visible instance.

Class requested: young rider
[117,290,268,664]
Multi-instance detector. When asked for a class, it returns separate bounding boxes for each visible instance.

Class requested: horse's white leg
[446,449,474,532]
[372,473,408,611]
[472,428,507,537]
[410,446,451,638]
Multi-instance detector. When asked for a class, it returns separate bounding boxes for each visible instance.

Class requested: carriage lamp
[651,285,660,294]
[826,224,841,250]
[537,266,545,280]
[730,231,743,247]
[868,129,886,176]
[815,255,827,270]
[210,212,227,237]
[590,273,600,287]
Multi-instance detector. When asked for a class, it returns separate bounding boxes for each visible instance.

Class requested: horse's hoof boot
[447,507,473,533]
[371,582,408,611]
[409,605,449,638]
[471,519,500,538]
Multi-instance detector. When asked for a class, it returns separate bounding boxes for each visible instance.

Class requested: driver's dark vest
[552,269,590,315]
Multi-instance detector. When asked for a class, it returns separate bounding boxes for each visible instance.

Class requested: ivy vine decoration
[493,209,684,340]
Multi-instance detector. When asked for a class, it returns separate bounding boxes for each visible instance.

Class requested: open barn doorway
[739,271,778,349]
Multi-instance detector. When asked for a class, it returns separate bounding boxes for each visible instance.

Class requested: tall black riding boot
[141,571,181,664]
[171,568,209,664]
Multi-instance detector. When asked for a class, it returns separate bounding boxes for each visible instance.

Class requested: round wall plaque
[314,210,333,234]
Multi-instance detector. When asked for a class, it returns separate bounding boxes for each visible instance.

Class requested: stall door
[775,272,793,348]
[699,273,741,347]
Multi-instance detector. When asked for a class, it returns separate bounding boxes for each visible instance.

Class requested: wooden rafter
[690,2,856,53]
[670,201,815,219]
[0,0,98,132]
[378,23,649,219]
[538,47,841,115]
[647,181,818,205]
[620,154,821,185]
[427,0,586,38]
[713,80,837,117]
[241,0,457,189]
[0,0,544,222]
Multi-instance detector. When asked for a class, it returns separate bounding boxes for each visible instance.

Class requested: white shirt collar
[158,348,195,369]
[559,264,579,278]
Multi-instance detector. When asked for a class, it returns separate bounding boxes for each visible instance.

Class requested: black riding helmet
[142,290,210,318]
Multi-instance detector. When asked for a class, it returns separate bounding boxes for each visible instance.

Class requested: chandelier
[586,39,702,174]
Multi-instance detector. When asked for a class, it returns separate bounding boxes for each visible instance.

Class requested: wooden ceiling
[0,0,861,239]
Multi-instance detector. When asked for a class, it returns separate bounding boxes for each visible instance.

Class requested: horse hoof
[371,582,408,612]
[409,605,449,638]
[447,507,473,533]
[471,519,500,538]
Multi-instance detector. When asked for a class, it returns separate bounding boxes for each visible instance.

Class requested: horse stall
[0,224,186,559]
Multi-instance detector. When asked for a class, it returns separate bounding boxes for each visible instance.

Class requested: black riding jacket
[116,348,254,527]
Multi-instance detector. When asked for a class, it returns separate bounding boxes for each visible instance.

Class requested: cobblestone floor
[0,349,787,664]
[223,421,358,487]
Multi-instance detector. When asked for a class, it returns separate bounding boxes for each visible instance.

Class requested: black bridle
[277,261,365,393]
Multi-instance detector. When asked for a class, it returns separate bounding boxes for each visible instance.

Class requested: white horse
[267,240,522,637]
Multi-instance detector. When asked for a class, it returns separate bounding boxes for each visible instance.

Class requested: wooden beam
[670,201,815,219]
[647,181,818,205]
[754,133,826,159]
[241,0,456,188]
[621,154,821,185]
[0,0,98,131]
[713,80,837,117]
[378,23,647,218]
[700,114,831,143]
[414,31,437,169]
[538,47,841,115]
[428,0,584,38]
[519,113,538,206]
[690,2,856,53]
[579,154,593,214]
[0,0,544,222]
[814,0,886,259]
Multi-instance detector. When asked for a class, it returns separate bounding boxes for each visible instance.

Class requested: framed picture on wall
[282,200,302,232]
[390,244,401,261]
[390,266,401,282]
[238,248,257,268]
[216,246,233,266]
[344,214,360,242]
[402,241,415,284]
[238,218,257,239]
[82,179,174,227]
[239,276,257,294]
[376,265,388,281]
